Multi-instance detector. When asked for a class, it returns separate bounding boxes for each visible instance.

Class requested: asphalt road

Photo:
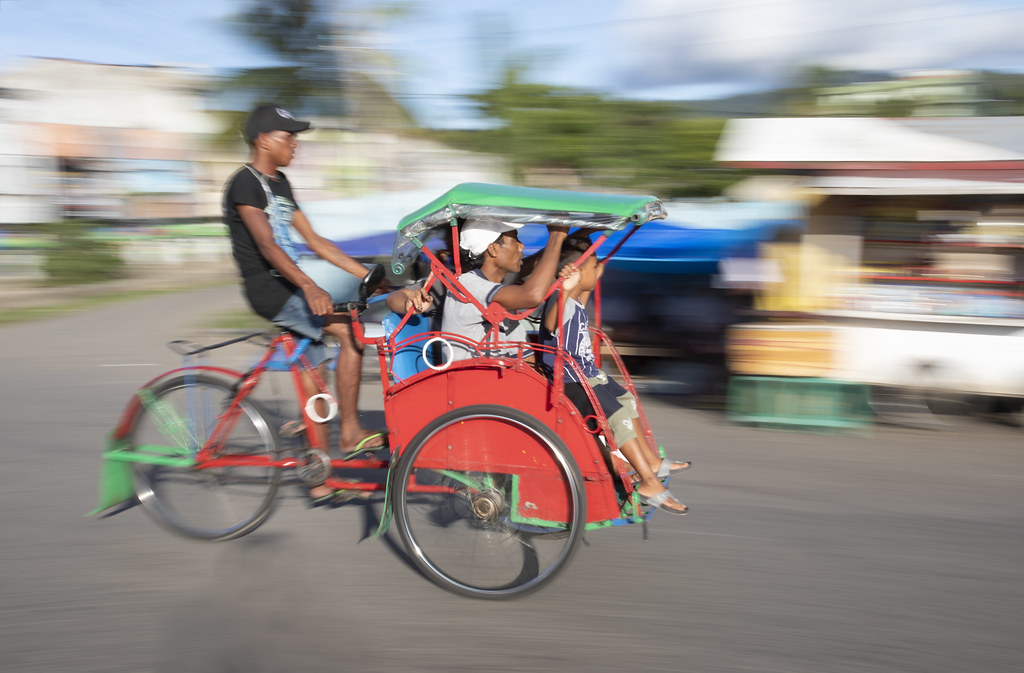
[1,285,1022,673]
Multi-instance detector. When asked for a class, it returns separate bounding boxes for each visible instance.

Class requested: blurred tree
[226,0,345,116]
[436,69,743,197]
[40,222,124,286]
[779,65,899,116]
[216,0,413,138]
[981,72,1024,115]
[872,98,917,117]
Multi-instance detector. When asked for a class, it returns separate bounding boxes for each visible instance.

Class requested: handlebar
[333,301,365,314]
[359,264,386,302]
[334,293,393,347]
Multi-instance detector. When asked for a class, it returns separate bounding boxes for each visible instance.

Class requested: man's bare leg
[323,319,378,452]
[297,366,334,500]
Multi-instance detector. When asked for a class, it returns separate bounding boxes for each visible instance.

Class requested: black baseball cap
[243,103,312,145]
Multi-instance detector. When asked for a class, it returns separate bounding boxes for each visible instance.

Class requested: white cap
[459,220,523,256]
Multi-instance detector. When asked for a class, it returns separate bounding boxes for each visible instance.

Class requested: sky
[2,0,1024,127]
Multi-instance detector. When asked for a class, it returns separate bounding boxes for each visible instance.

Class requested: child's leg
[612,387,690,477]
[616,437,687,513]
[614,389,660,470]
[596,383,687,513]
[560,379,687,513]
[634,432,664,474]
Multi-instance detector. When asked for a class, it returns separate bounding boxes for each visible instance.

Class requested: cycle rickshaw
[94,183,680,599]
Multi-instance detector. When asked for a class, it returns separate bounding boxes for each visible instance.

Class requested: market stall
[717,117,1024,425]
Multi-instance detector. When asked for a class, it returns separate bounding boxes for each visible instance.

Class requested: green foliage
[871,99,918,117]
[439,72,747,197]
[979,72,1024,115]
[436,67,1024,198]
[225,1,344,116]
[220,1,739,195]
[39,222,125,286]
[222,0,412,122]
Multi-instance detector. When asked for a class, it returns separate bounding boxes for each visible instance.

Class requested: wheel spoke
[130,373,282,541]
[395,404,585,599]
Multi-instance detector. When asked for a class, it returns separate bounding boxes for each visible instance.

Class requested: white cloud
[609,0,1024,97]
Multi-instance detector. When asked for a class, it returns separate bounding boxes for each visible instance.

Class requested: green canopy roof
[390,183,666,275]
[396,183,666,235]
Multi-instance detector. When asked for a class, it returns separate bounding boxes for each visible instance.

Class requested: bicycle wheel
[128,372,283,541]
[393,404,586,599]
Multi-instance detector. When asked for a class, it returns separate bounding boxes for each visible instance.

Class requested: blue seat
[382,312,435,382]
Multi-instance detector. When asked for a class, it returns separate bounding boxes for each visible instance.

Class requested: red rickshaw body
[371,183,670,531]
[380,358,625,525]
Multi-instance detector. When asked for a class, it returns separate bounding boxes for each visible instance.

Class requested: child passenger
[540,235,691,515]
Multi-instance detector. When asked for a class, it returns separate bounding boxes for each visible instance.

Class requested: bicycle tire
[393,404,586,599]
[128,371,283,541]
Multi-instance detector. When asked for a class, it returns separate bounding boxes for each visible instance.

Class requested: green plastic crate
[727,376,873,432]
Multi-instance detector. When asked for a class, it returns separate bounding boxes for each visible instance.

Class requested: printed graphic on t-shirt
[543,300,600,382]
[565,310,597,375]
[266,195,299,262]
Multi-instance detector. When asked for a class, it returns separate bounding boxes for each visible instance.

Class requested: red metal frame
[343,229,662,523]
[116,221,661,523]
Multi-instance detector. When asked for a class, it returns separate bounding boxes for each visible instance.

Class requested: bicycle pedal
[280,420,306,438]
[295,449,331,486]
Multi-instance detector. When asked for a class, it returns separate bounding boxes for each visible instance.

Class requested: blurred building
[717,116,1024,408]
[0,57,505,229]
[815,70,990,117]
[0,58,216,224]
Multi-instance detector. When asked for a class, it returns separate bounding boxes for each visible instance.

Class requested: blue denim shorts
[271,291,332,366]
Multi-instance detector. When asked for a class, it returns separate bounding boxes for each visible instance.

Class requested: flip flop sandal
[638,488,688,516]
[356,431,388,450]
[656,459,691,479]
[308,490,340,508]
[629,459,692,484]
[341,431,389,460]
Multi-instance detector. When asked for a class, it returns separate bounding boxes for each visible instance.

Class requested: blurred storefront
[717,117,1024,413]
[0,57,505,281]
[0,58,217,225]
[0,58,506,227]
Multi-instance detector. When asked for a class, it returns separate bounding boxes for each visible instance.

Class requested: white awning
[726,174,1024,200]
[808,176,1024,195]
[716,117,1024,164]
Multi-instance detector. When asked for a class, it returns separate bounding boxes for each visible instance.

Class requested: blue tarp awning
[299,196,804,274]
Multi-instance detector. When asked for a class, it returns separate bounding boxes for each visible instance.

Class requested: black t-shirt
[222,166,301,319]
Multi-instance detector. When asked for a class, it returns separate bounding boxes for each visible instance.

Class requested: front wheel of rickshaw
[393,404,586,599]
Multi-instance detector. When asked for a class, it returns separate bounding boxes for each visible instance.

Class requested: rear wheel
[393,404,585,599]
[128,372,283,541]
